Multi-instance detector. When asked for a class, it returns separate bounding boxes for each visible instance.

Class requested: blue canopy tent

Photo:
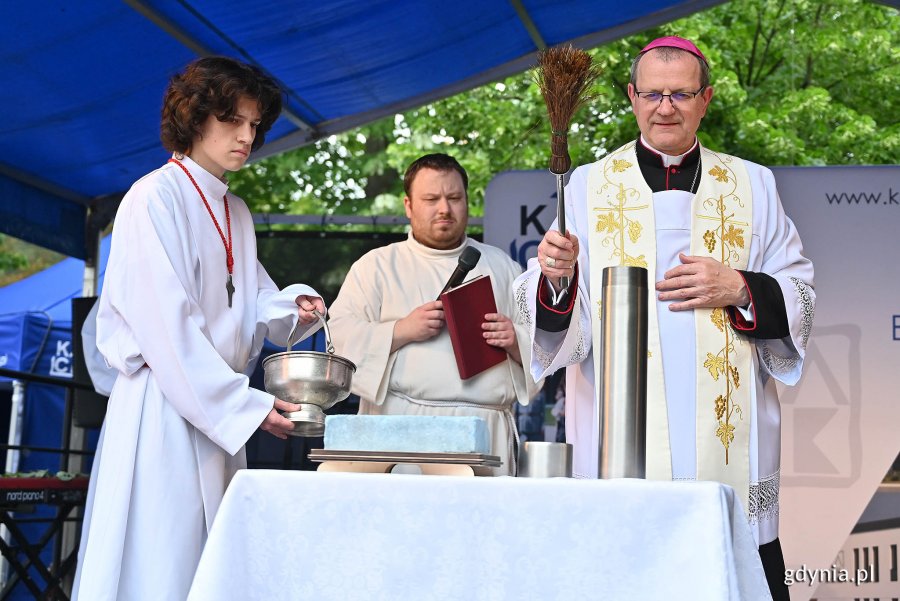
[0,0,729,261]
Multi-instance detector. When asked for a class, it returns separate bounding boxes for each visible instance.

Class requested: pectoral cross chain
[226,274,235,308]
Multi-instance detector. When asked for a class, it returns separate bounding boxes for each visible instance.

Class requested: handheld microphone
[437,246,481,300]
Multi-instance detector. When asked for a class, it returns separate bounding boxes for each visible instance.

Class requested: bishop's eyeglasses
[634,87,705,106]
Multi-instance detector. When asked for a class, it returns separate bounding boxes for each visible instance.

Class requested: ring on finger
[544,256,557,268]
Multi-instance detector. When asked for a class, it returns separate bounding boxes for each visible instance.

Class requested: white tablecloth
[188,470,771,601]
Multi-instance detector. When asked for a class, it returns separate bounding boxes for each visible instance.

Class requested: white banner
[485,165,900,601]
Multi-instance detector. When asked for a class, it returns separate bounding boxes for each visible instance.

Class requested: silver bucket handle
[285,309,336,354]
[313,309,336,354]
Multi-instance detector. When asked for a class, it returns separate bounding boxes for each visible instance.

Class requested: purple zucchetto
[641,36,708,64]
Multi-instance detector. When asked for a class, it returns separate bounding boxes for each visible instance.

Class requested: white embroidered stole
[586,142,754,513]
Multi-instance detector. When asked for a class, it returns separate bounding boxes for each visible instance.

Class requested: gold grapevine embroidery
[612,159,632,172]
[596,149,648,268]
[697,157,749,464]
[709,165,730,183]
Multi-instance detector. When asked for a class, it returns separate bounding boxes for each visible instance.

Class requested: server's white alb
[74,155,321,600]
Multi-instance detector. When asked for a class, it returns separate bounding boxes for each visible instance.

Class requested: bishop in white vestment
[516,37,814,600]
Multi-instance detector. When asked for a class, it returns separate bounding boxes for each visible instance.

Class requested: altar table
[188,470,770,600]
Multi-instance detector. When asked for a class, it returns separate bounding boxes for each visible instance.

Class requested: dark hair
[630,46,710,89]
[403,153,469,197]
[160,56,283,153]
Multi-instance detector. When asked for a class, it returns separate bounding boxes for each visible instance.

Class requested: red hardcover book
[441,274,507,379]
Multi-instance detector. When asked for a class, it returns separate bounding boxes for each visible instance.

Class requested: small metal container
[262,311,356,437]
[517,442,573,478]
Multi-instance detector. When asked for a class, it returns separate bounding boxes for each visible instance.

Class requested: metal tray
[308,449,502,467]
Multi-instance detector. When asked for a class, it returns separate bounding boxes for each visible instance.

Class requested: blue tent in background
[0,237,109,599]
[0,234,111,470]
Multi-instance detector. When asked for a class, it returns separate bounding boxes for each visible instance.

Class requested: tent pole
[60,223,101,593]
[0,379,26,588]
[4,381,25,476]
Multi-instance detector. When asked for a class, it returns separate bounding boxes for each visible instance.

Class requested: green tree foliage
[230,0,898,218]
[696,0,898,165]
[0,235,27,273]
[0,234,62,287]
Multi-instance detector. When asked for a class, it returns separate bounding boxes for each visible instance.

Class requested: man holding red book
[329,153,541,475]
